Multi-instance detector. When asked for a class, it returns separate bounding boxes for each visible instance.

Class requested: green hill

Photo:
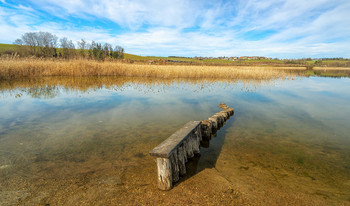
[0,43,20,52]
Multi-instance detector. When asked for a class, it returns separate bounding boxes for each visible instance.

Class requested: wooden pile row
[201,103,234,141]
[149,103,234,190]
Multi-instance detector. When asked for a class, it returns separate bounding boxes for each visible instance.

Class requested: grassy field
[0,43,20,53]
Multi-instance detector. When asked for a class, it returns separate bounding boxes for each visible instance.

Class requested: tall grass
[0,58,303,80]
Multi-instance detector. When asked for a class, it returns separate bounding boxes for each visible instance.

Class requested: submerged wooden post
[208,115,218,132]
[219,103,234,116]
[200,120,212,140]
[149,104,235,190]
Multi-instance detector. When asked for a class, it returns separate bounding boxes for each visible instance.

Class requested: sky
[0,0,350,58]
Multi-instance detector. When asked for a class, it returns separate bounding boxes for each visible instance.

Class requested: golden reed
[0,58,303,80]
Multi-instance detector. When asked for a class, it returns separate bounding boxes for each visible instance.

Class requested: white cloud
[113,26,350,58]
[29,0,207,29]
[15,4,35,12]
[0,0,349,58]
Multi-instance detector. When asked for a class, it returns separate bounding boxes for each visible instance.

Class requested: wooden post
[218,111,228,121]
[170,152,180,182]
[200,120,212,140]
[156,158,172,190]
[214,114,224,128]
[208,115,218,132]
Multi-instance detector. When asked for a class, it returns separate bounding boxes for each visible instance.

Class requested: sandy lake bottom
[0,76,350,205]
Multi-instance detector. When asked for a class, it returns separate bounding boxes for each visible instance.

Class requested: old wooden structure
[149,103,234,190]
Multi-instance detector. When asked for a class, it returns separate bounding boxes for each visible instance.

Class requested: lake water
[0,76,349,205]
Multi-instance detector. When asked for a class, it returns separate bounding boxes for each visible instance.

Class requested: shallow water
[0,76,349,205]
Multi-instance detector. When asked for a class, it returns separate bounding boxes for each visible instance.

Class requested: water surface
[0,77,349,205]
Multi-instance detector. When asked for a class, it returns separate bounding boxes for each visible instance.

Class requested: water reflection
[0,76,350,205]
[0,76,283,99]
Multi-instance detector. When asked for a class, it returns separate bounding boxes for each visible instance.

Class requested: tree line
[12,31,124,60]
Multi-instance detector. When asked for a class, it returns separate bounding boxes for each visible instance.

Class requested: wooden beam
[149,121,201,158]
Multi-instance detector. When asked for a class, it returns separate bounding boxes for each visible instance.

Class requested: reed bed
[0,58,302,80]
[313,67,350,70]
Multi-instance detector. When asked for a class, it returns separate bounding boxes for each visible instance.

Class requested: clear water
[0,77,349,205]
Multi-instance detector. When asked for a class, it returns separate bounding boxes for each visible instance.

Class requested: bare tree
[34,32,58,57]
[17,32,57,57]
[60,37,75,58]
[12,31,124,60]
[21,32,38,55]
[77,39,87,58]
[13,39,23,45]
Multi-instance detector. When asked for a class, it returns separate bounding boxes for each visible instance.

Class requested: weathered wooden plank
[192,128,200,154]
[186,137,194,158]
[177,144,186,175]
[149,121,201,158]
[182,142,188,163]
[170,152,180,182]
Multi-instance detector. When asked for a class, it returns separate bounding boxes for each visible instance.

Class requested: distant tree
[21,32,38,55]
[113,45,124,59]
[102,43,113,59]
[77,39,87,58]
[93,43,102,60]
[15,32,57,57]
[88,41,96,59]
[12,32,124,60]
[36,32,58,57]
[60,37,75,58]
[13,39,23,45]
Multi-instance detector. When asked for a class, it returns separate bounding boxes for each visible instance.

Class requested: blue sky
[0,0,349,58]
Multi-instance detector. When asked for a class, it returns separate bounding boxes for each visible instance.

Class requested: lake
[0,76,349,205]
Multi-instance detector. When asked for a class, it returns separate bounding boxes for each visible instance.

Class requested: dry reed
[313,67,350,70]
[0,58,302,80]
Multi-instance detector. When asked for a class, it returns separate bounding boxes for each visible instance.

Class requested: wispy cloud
[0,0,349,58]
